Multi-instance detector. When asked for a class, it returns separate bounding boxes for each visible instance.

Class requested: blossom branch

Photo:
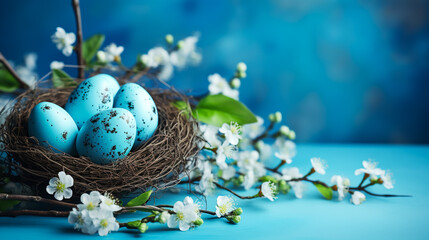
[0,52,29,89]
[72,0,84,79]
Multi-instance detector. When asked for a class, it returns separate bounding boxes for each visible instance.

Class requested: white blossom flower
[103,43,124,63]
[274,137,296,164]
[354,160,385,178]
[255,140,272,162]
[46,171,73,201]
[197,169,216,196]
[157,211,171,224]
[77,191,101,217]
[351,191,366,205]
[51,27,76,56]
[281,167,305,198]
[310,157,327,175]
[215,196,235,217]
[183,196,200,215]
[242,116,265,139]
[50,61,64,70]
[170,35,202,69]
[331,175,350,200]
[381,171,394,189]
[199,124,220,148]
[236,150,259,173]
[222,166,236,181]
[96,50,107,63]
[68,208,96,234]
[208,73,239,99]
[261,181,278,201]
[141,47,170,68]
[219,122,242,145]
[92,209,119,236]
[168,197,199,231]
[243,171,256,190]
[216,141,237,169]
[99,193,121,212]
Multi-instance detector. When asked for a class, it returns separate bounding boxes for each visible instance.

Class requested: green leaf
[82,34,105,63]
[0,68,20,93]
[127,220,142,228]
[0,200,20,211]
[126,190,153,207]
[51,69,77,88]
[314,183,333,200]
[172,101,188,111]
[194,94,257,127]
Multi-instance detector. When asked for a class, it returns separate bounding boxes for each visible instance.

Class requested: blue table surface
[1,144,428,240]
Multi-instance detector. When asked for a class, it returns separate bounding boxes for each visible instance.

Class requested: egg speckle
[28,102,78,155]
[65,74,120,128]
[76,108,136,165]
[113,83,158,149]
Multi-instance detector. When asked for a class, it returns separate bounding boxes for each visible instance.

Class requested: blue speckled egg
[28,102,78,155]
[76,108,136,165]
[113,83,158,149]
[65,74,120,128]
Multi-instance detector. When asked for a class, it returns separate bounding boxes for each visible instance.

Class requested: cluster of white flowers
[355,160,393,189]
[140,34,201,81]
[167,196,202,231]
[68,191,121,236]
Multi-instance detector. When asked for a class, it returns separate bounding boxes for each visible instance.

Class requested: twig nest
[0,87,200,197]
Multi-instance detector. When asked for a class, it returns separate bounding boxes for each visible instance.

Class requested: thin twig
[0,193,76,208]
[361,189,412,198]
[0,209,69,217]
[213,182,258,199]
[0,52,29,89]
[72,0,84,79]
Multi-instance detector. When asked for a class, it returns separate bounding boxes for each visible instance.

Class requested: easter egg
[65,74,120,128]
[113,83,158,149]
[76,108,136,165]
[27,102,78,155]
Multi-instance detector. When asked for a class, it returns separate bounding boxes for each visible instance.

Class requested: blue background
[1,0,429,143]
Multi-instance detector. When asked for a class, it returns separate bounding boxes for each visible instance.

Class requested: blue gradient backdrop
[1,0,428,143]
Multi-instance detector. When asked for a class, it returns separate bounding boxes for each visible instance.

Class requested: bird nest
[0,86,201,198]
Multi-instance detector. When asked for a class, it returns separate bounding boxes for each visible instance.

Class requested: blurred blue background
[1,0,428,144]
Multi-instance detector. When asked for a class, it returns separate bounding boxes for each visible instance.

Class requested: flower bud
[165,34,174,45]
[279,125,290,136]
[275,111,282,122]
[177,40,184,49]
[278,180,290,194]
[227,215,241,224]
[230,78,241,88]
[236,71,247,79]
[269,111,282,123]
[288,130,296,140]
[193,217,204,226]
[138,223,148,233]
[236,62,247,72]
[233,207,243,216]
[158,211,170,224]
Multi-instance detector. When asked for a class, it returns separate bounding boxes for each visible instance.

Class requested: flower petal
[46,185,56,195]
[63,188,73,199]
